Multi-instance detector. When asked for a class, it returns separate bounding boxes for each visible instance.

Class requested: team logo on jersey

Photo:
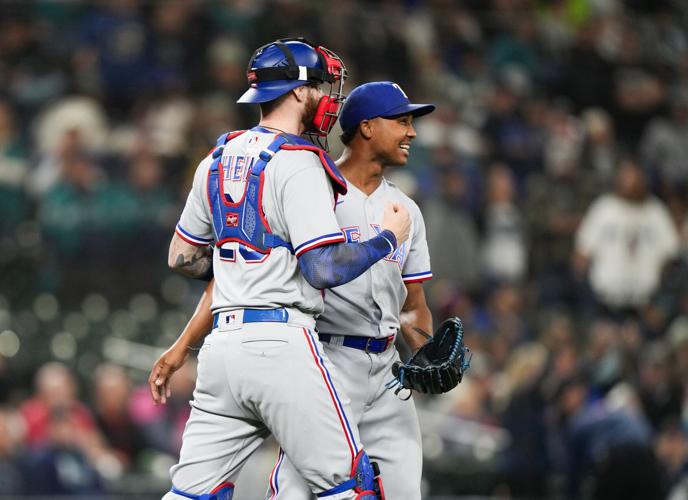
[342,226,360,243]
[342,224,408,268]
[225,213,239,227]
[371,223,408,267]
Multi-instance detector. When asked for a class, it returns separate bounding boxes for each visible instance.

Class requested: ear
[359,119,373,139]
[292,85,309,103]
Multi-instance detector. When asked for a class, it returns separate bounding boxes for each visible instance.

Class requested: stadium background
[0,0,687,498]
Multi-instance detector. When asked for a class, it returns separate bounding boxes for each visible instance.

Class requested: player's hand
[382,202,411,245]
[148,344,190,405]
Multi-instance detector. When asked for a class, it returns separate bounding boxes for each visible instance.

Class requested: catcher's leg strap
[316,450,385,499]
[171,482,234,500]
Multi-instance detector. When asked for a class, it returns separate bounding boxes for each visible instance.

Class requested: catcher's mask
[238,38,347,139]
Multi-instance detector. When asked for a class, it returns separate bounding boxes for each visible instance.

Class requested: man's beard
[302,90,322,133]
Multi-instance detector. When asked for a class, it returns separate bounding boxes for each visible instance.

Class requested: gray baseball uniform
[266,178,432,500]
[166,129,364,500]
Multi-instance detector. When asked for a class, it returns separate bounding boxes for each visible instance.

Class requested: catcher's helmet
[238,38,345,104]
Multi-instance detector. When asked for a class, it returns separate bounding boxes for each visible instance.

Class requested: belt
[318,334,395,354]
[212,308,289,328]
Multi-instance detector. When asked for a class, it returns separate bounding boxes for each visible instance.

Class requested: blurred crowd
[1,0,688,498]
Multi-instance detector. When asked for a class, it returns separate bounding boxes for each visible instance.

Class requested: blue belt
[318,334,394,354]
[212,308,289,328]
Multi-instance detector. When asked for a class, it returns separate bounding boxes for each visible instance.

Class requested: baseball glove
[388,317,470,395]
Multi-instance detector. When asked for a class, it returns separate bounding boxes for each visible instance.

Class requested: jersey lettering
[342,226,361,243]
[371,223,407,267]
[239,245,269,264]
[341,224,407,268]
[223,155,256,182]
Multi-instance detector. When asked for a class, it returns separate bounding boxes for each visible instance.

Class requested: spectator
[91,363,146,471]
[19,362,118,494]
[481,164,527,284]
[635,342,683,431]
[0,407,25,495]
[0,99,30,232]
[655,420,688,496]
[552,374,662,500]
[423,157,481,293]
[574,158,679,321]
[22,406,106,495]
[525,107,597,305]
[579,107,621,186]
[128,358,196,455]
[73,0,151,114]
[19,362,97,448]
[496,343,550,498]
[30,97,109,198]
[640,89,688,194]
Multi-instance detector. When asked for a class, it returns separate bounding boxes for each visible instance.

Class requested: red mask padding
[316,46,345,82]
[313,96,342,136]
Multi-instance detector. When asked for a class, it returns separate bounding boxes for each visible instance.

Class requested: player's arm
[399,282,433,351]
[297,201,410,289]
[167,232,213,280]
[169,155,215,280]
[149,279,214,405]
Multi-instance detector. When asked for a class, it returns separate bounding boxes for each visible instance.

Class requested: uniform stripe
[268,448,285,499]
[302,328,358,460]
[175,224,213,246]
[294,233,345,256]
[402,271,432,283]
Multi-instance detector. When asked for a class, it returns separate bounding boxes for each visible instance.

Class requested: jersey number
[219,245,269,264]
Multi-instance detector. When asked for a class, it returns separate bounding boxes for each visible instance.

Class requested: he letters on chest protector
[223,155,256,182]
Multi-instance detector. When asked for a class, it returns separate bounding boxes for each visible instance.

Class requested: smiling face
[367,113,417,166]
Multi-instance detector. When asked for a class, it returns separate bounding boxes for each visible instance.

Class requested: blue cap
[339,81,435,132]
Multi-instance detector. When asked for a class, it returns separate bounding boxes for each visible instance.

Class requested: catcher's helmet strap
[247,38,336,85]
[248,66,333,84]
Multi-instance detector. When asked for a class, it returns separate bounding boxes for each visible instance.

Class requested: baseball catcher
[388,316,470,396]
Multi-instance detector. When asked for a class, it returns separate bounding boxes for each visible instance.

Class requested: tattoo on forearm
[173,251,212,278]
[412,326,432,340]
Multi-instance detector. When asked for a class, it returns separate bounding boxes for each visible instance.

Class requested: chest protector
[207,128,347,256]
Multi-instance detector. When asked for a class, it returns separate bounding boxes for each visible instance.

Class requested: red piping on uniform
[175,229,208,247]
[210,481,235,494]
[402,276,433,284]
[301,328,355,462]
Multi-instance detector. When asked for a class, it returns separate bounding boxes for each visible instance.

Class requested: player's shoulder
[272,147,324,172]
[191,152,215,181]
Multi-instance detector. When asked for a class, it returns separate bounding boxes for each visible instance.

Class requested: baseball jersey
[176,129,345,315]
[316,178,432,338]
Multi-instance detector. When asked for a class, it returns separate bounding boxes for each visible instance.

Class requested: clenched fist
[382,202,411,245]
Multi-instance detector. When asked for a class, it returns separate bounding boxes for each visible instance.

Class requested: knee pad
[170,482,234,500]
[317,450,385,500]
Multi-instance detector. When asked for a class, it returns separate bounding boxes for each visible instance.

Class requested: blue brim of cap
[381,102,436,119]
[237,80,307,104]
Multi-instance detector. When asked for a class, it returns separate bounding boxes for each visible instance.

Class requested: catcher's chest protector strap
[207,129,347,255]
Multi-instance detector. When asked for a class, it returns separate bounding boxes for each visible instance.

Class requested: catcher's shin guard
[317,450,385,499]
[170,482,234,500]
